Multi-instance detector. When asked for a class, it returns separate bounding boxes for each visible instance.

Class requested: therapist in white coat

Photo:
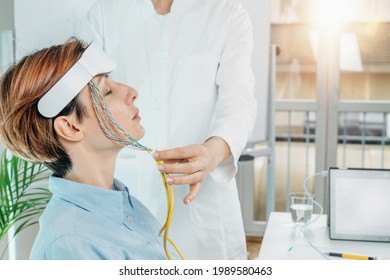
[82,0,256,260]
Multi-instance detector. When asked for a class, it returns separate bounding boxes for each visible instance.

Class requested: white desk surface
[258,212,390,260]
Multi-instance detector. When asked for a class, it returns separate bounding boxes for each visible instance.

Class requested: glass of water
[289,192,314,224]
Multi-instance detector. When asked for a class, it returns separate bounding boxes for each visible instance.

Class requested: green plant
[0,149,51,257]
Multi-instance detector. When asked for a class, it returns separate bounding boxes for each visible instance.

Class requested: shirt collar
[48,176,131,223]
[144,0,195,16]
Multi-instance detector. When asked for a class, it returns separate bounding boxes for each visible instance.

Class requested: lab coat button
[126,215,133,222]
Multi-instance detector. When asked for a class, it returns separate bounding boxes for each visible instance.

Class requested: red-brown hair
[0,38,88,177]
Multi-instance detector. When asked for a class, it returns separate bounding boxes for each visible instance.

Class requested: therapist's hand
[154,136,231,205]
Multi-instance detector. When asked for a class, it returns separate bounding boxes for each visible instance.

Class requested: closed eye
[104,74,112,95]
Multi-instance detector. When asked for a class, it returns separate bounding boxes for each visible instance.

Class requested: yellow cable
[153,157,185,260]
[90,84,184,260]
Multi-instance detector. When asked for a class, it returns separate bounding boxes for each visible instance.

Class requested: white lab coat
[81,0,256,260]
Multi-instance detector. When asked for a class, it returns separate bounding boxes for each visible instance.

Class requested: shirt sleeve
[209,4,257,183]
[43,235,125,260]
[79,0,106,50]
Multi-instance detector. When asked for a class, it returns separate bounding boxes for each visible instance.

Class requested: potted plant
[0,148,51,259]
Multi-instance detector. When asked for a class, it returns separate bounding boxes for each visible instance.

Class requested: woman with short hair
[0,39,173,260]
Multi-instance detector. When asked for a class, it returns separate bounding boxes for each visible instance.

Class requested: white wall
[14,0,97,60]
[0,0,14,74]
[0,0,13,30]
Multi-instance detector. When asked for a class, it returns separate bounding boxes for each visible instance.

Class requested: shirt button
[127,215,133,222]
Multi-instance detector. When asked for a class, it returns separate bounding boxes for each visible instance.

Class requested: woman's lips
[132,109,141,120]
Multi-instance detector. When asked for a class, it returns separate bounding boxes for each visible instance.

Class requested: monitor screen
[329,167,390,242]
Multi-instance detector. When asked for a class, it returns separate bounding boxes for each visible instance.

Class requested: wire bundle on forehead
[88,80,184,260]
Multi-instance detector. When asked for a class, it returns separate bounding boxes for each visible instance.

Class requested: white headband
[37,42,117,118]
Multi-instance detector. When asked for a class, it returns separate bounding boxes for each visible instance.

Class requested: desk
[258,212,390,260]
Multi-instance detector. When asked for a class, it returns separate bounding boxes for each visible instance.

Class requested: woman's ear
[53,116,84,142]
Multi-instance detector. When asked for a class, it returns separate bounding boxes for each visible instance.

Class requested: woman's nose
[125,86,138,104]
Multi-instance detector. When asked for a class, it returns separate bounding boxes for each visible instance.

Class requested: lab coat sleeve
[79,1,106,50]
[209,4,257,183]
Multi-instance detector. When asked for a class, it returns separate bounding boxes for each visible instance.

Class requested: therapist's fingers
[166,171,206,186]
[155,144,212,204]
[183,181,202,205]
[158,158,189,165]
[154,145,204,160]
[159,159,206,174]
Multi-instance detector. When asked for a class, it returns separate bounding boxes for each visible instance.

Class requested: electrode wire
[88,80,184,260]
[299,171,329,260]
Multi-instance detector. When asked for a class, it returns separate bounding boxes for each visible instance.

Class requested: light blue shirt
[30,176,170,260]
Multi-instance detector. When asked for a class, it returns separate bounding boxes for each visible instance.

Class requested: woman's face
[78,75,145,150]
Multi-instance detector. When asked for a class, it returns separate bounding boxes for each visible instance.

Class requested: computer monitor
[329,167,390,242]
